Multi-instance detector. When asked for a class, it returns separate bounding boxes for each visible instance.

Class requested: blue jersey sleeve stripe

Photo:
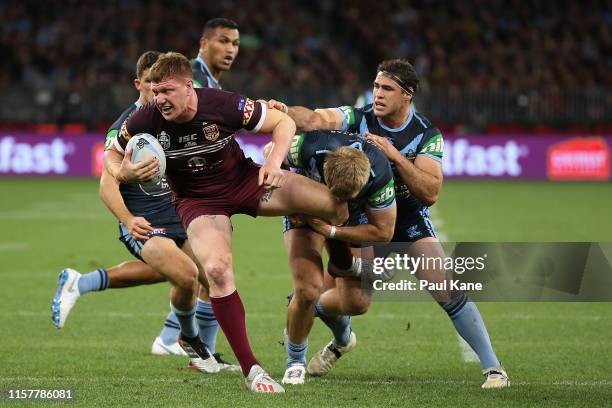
[417,153,442,162]
[335,108,349,131]
[367,199,396,211]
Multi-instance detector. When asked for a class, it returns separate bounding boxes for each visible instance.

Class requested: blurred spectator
[0,0,609,130]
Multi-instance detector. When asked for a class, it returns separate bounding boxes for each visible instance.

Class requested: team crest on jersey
[242,98,255,126]
[405,149,416,161]
[203,124,220,141]
[157,131,171,150]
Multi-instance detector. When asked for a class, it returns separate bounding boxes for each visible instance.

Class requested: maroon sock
[210,290,259,376]
[326,239,353,269]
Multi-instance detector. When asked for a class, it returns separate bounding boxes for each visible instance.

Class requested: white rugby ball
[126,133,166,186]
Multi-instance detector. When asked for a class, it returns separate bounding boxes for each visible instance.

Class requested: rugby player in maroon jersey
[104,52,347,393]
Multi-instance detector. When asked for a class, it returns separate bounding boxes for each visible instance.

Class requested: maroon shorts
[173,160,266,231]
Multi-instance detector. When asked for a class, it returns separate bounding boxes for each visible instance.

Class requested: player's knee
[204,256,233,286]
[294,283,323,306]
[172,261,199,292]
[343,297,371,316]
[331,200,349,226]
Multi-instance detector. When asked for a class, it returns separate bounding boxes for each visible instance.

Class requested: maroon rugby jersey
[112,88,267,198]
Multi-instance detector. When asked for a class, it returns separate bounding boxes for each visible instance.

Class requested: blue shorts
[392,207,437,243]
[118,219,187,261]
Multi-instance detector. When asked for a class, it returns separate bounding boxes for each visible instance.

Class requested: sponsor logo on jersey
[369,179,395,207]
[287,134,305,167]
[157,131,171,150]
[105,129,118,150]
[203,124,220,141]
[187,156,207,169]
[421,134,444,158]
[242,98,255,126]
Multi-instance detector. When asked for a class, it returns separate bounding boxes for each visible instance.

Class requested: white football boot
[282,364,306,385]
[245,365,285,393]
[481,366,510,389]
[213,353,241,372]
[307,331,357,376]
[178,335,220,374]
[51,269,82,329]
[151,336,188,356]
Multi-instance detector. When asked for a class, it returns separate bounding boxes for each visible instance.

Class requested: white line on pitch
[0,242,29,251]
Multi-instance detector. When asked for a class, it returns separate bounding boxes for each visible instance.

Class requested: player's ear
[134,78,141,91]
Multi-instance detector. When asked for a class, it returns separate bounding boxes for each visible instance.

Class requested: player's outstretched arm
[265,100,343,133]
[99,169,153,241]
[255,108,296,188]
[306,204,397,245]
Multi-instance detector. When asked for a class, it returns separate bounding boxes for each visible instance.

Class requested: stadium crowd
[0,0,610,129]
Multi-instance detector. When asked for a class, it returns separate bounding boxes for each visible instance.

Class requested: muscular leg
[107,260,166,288]
[187,215,258,377]
[257,171,348,225]
[141,236,199,338]
[285,228,325,349]
[412,237,501,370]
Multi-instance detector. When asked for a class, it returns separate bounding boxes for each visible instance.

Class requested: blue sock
[286,340,308,368]
[77,269,109,294]
[314,300,351,346]
[196,299,218,354]
[170,303,199,339]
[443,292,500,369]
[159,310,181,345]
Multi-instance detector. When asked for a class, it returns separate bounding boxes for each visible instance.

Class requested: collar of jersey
[376,108,413,132]
[196,55,220,88]
[134,100,142,109]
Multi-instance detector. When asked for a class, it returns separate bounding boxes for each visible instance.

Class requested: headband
[378,70,415,95]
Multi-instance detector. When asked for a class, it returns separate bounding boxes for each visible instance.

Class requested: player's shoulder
[411,110,440,135]
[108,103,138,134]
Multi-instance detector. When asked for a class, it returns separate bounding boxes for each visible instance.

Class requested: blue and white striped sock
[443,292,500,369]
[77,269,109,294]
[314,300,351,347]
[286,340,308,368]
[159,310,181,345]
[196,299,219,354]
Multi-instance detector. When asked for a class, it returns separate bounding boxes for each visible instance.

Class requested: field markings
[0,242,29,252]
[428,206,479,363]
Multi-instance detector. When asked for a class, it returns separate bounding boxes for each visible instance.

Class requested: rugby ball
[126,133,166,186]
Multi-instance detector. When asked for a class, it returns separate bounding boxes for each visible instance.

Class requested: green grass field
[1,179,611,407]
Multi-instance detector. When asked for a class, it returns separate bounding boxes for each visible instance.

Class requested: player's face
[201,28,240,71]
[372,74,407,118]
[135,68,154,103]
[152,77,192,121]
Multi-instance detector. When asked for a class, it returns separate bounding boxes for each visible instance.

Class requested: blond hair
[324,147,371,200]
[149,52,193,83]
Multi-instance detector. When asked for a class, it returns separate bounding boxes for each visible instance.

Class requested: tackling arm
[286,106,344,132]
[307,204,397,245]
[393,156,442,206]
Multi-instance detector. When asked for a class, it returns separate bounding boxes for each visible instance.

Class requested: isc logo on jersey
[126,134,167,186]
